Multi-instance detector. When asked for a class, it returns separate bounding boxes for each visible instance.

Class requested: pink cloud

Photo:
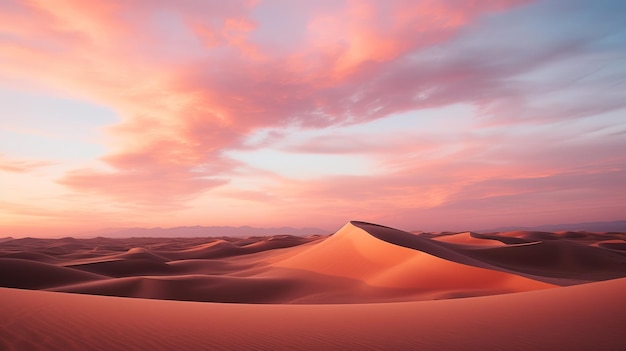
[279,132,441,155]
[0,154,54,173]
[7,0,587,211]
[228,127,626,230]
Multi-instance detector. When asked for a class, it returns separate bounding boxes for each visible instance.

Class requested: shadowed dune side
[59,247,175,278]
[164,258,258,275]
[48,268,424,304]
[0,235,320,259]
[498,230,626,242]
[0,251,60,263]
[473,230,626,245]
[64,259,176,278]
[594,239,626,251]
[1,235,360,303]
[350,221,529,268]
[158,240,245,260]
[48,274,303,303]
[431,232,505,247]
[156,236,323,260]
[454,239,626,282]
[116,247,170,262]
[350,221,626,285]
[1,278,625,351]
[496,230,567,241]
[0,258,107,289]
[240,235,319,251]
[467,232,535,245]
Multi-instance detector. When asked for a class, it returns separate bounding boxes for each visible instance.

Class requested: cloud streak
[0,154,54,173]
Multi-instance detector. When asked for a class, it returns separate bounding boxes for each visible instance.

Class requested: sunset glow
[1,0,625,236]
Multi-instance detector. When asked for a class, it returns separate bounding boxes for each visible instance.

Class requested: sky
[1,0,625,237]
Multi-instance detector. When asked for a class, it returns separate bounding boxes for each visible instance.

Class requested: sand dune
[118,247,170,262]
[0,258,106,289]
[453,239,626,283]
[431,231,506,246]
[64,258,175,278]
[1,278,624,351]
[0,250,60,263]
[593,239,626,250]
[351,222,626,285]
[51,274,304,303]
[274,222,555,300]
[1,221,625,303]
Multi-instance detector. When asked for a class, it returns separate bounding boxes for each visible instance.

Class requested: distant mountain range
[478,220,626,233]
[77,225,330,238]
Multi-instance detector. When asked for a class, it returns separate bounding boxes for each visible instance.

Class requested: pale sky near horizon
[1,0,625,237]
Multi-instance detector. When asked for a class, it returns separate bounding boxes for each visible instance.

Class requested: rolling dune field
[1,221,625,350]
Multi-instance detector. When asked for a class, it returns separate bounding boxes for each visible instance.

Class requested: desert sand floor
[0,278,625,351]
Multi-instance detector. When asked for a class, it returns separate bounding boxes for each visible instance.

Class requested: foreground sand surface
[1,278,625,350]
[1,221,625,349]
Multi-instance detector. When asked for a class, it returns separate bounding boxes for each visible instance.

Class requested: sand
[0,278,624,350]
[1,221,625,349]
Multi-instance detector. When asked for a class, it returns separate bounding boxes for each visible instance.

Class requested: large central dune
[273,221,555,301]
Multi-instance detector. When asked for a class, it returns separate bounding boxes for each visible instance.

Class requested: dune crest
[431,231,505,247]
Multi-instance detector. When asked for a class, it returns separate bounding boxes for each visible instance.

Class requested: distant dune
[478,219,626,233]
[1,221,625,349]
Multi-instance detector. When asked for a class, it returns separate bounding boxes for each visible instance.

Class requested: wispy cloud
[0,154,54,173]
